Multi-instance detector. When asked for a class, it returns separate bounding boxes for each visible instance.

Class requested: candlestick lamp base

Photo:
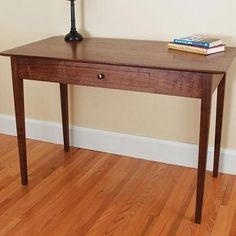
[65,30,83,42]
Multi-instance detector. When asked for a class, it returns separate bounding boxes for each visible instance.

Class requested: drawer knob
[97,73,105,80]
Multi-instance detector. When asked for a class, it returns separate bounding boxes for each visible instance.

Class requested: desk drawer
[17,57,204,98]
[18,58,151,91]
[58,65,150,89]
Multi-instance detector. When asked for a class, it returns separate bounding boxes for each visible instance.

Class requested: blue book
[173,35,222,48]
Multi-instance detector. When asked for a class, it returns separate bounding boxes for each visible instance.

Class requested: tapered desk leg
[213,75,226,178]
[60,83,70,152]
[195,76,212,224]
[11,57,28,185]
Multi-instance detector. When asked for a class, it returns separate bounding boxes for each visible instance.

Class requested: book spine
[168,43,207,55]
[173,39,210,48]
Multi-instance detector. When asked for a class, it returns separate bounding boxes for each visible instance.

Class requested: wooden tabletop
[1,36,236,73]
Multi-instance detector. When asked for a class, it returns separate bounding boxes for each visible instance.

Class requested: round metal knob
[97,73,105,80]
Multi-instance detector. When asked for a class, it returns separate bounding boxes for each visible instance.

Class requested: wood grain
[10,57,28,185]
[195,74,213,224]
[1,36,236,73]
[0,134,236,236]
[60,83,70,152]
[17,57,205,98]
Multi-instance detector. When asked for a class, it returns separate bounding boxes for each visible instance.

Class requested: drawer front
[18,58,151,91]
[58,65,150,89]
[17,57,204,98]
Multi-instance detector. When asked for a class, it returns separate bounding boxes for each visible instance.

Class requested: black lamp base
[65,30,83,42]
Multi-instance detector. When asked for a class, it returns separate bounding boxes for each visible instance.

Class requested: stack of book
[168,35,225,55]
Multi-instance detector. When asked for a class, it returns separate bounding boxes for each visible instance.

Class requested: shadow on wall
[223,59,236,147]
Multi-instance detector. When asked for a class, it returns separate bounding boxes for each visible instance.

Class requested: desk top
[1,36,236,73]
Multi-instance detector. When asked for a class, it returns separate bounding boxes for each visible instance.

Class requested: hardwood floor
[0,134,236,236]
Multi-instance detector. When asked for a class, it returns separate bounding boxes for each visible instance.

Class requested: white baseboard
[0,114,236,175]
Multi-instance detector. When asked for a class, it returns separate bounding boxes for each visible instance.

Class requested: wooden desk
[1,36,236,224]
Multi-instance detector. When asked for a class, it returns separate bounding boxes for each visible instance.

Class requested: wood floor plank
[85,160,157,236]
[0,134,236,235]
[40,156,140,235]
[0,215,21,235]
[227,180,236,208]
[211,206,235,236]
[91,162,170,236]
[141,167,196,236]
[5,151,110,235]
[176,174,230,236]
[2,149,97,218]
[229,209,236,236]
[0,145,77,216]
